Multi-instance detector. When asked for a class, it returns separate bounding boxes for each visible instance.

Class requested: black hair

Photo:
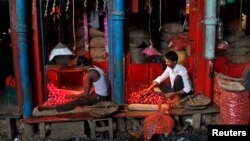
[164,51,178,62]
[76,55,91,66]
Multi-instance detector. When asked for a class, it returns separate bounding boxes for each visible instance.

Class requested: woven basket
[178,94,211,110]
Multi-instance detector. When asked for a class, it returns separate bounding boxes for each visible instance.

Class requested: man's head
[76,55,91,67]
[164,51,178,68]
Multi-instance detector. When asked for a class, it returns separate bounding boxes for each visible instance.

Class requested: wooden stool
[88,118,113,140]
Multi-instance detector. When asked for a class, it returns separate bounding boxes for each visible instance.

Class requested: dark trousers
[159,75,192,97]
[56,95,109,112]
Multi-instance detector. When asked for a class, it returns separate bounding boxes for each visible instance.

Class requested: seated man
[144,51,192,103]
[39,55,110,112]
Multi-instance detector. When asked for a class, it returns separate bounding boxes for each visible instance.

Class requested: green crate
[6,86,18,106]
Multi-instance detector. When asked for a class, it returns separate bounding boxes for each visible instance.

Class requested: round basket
[179,94,211,110]
[185,94,211,107]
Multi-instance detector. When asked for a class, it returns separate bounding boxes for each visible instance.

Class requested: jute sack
[90,37,105,48]
[230,36,250,47]
[130,47,146,64]
[228,55,250,64]
[89,27,104,37]
[224,30,245,43]
[90,47,106,58]
[161,23,184,34]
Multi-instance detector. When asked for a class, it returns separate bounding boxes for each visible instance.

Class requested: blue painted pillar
[204,0,217,59]
[16,0,33,117]
[109,0,125,104]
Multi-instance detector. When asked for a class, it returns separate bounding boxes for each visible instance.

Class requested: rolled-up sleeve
[180,69,192,93]
[154,68,170,84]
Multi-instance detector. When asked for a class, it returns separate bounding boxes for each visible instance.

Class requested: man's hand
[143,82,158,94]
[143,87,152,94]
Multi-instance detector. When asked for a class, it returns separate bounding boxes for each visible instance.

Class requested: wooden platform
[21,103,219,136]
[116,103,220,131]
[22,103,219,124]
[21,112,93,124]
[116,103,220,117]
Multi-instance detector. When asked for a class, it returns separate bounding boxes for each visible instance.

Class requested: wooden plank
[38,123,46,138]
[21,112,93,124]
[108,118,113,140]
[21,104,219,124]
[192,114,201,131]
[115,103,219,118]
[5,118,13,140]
[0,113,22,118]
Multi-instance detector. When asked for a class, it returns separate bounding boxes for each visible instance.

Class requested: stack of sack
[89,27,107,62]
[161,23,191,66]
[160,23,184,55]
[74,18,85,56]
[223,30,250,64]
[129,26,150,64]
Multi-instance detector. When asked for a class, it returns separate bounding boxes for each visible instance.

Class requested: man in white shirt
[144,51,192,103]
[38,55,110,112]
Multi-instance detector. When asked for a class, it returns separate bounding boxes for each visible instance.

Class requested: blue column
[204,0,217,59]
[110,0,125,104]
[16,0,33,117]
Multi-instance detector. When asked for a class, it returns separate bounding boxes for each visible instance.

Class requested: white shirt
[154,64,192,93]
[89,66,109,96]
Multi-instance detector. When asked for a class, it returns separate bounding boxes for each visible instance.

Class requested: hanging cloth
[89,10,100,29]
[104,5,108,58]
[83,0,90,59]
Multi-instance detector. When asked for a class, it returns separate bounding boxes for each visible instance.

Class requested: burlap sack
[90,47,106,58]
[161,23,184,34]
[89,27,104,37]
[90,37,105,48]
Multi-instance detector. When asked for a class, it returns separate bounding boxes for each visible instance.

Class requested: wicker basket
[178,94,211,110]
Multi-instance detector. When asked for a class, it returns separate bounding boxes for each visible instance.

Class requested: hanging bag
[144,104,174,141]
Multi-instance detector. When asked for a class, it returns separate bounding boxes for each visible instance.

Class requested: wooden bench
[21,112,113,140]
[21,104,219,139]
[115,103,220,131]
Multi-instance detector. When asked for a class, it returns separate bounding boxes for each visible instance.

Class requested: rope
[65,0,70,12]
[83,0,90,52]
[72,0,76,51]
[96,0,99,11]
[44,0,49,17]
[159,0,162,31]
[148,0,153,46]
[103,0,107,11]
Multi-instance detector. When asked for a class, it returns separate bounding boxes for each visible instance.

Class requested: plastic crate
[6,86,17,106]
